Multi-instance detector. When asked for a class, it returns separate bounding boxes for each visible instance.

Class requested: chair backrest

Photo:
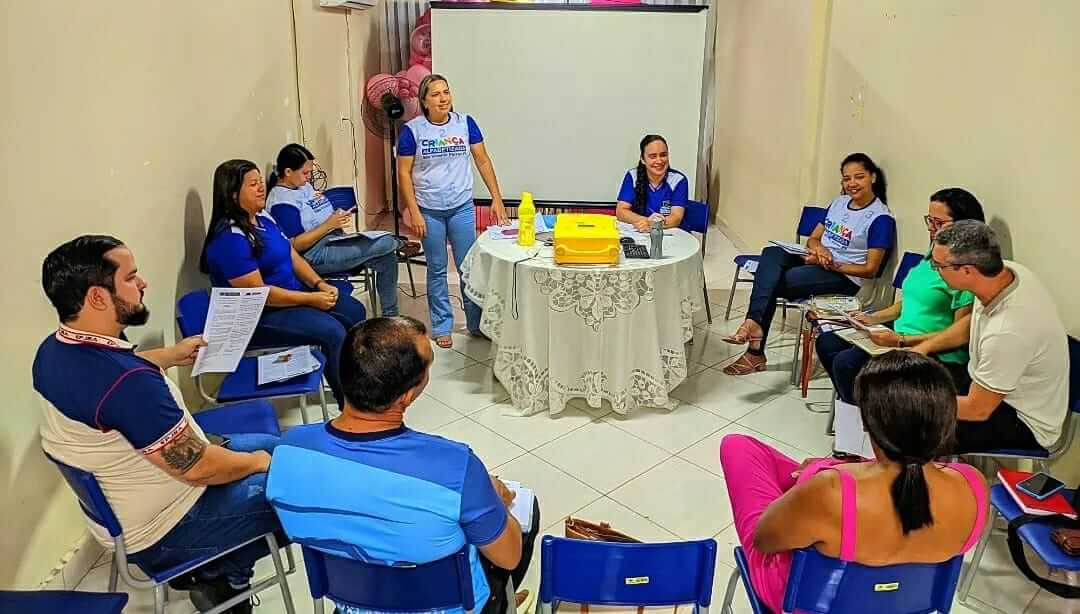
[782,547,963,614]
[796,205,828,241]
[679,200,710,235]
[176,289,211,338]
[323,186,357,211]
[892,251,924,289]
[539,536,716,608]
[44,452,123,538]
[301,545,475,612]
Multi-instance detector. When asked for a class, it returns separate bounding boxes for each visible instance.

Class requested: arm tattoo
[161,430,207,474]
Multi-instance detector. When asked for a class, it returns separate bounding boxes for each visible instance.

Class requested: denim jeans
[745,246,859,346]
[419,202,482,337]
[250,284,366,407]
[305,232,400,317]
[128,434,283,587]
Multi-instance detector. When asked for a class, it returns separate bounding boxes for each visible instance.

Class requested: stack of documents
[328,230,392,243]
[501,480,535,527]
[191,287,269,376]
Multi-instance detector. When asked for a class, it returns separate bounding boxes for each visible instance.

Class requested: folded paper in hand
[501,480,535,527]
[769,240,810,256]
[834,399,875,459]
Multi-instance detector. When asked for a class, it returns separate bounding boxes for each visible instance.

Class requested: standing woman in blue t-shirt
[616,134,689,231]
[397,74,509,349]
[199,159,366,407]
[722,153,895,376]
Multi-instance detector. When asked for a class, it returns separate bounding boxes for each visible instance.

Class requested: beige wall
[712,0,1079,333]
[0,0,377,588]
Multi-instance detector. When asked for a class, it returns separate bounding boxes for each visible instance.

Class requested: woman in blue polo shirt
[266,143,400,317]
[398,74,509,349]
[199,159,366,407]
[616,134,688,231]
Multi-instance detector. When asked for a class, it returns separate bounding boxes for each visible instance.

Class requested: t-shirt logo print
[824,218,854,248]
[420,135,467,159]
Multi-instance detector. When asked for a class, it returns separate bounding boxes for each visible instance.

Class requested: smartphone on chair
[1016,472,1066,500]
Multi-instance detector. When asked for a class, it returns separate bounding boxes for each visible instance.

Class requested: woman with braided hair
[718,351,988,613]
[615,134,688,232]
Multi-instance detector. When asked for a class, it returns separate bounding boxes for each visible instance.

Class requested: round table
[461,229,705,416]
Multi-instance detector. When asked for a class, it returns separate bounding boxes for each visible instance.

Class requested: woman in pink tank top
[719,351,988,613]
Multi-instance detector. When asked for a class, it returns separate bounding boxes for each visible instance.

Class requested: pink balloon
[405,64,431,87]
[402,97,421,121]
[410,24,431,58]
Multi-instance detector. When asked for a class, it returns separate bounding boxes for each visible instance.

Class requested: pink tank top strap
[945,462,989,552]
[833,468,858,561]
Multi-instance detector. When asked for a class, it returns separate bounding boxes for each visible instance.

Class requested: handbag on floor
[564,518,657,614]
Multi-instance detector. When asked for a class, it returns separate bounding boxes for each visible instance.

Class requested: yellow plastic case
[553,214,620,265]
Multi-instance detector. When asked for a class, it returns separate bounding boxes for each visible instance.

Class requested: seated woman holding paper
[722,153,894,376]
[816,188,985,402]
[266,143,400,316]
[719,351,988,614]
[200,159,366,407]
[615,134,688,232]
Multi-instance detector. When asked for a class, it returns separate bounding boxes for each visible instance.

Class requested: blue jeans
[745,246,859,346]
[419,202,482,337]
[128,434,283,587]
[305,232,400,317]
[251,285,366,407]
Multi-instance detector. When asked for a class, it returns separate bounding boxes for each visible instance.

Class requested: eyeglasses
[928,259,975,272]
[924,215,953,229]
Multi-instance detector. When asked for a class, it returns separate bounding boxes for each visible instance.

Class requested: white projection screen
[431,5,707,204]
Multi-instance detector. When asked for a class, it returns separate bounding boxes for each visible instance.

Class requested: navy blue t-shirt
[204,212,302,290]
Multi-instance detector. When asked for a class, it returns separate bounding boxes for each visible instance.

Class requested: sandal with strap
[721,320,764,345]
[722,352,768,376]
[435,335,453,349]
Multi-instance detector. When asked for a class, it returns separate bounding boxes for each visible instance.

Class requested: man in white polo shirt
[922,221,1068,452]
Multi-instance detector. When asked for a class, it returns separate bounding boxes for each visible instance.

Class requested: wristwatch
[898,335,906,348]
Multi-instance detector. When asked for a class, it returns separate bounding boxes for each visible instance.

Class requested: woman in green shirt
[816,188,985,402]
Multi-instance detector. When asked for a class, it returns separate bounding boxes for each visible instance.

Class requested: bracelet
[898,335,906,348]
[313,279,326,289]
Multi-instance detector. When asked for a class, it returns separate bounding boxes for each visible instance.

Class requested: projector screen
[431,5,707,204]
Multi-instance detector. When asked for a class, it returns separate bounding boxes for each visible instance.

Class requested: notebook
[998,469,1077,519]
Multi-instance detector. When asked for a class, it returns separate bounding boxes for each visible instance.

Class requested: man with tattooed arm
[33,235,281,614]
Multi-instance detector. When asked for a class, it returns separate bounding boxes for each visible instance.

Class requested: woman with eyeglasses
[815,188,985,402]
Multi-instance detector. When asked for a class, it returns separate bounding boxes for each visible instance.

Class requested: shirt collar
[56,325,135,350]
[982,265,1020,314]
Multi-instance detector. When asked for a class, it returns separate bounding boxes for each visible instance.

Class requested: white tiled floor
[71,226,1075,613]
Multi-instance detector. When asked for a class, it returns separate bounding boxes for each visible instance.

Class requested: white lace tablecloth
[461,229,704,416]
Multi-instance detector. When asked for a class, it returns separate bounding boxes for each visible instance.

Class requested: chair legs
[719,565,741,614]
[267,533,297,614]
[318,382,330,422]
[724,269,740,321]
[154,583,167,614]
[958,506,996,602]
[790,308,806,385]
[108,557,119,592]
[825,391,837,436]
[366,272,379,317]
[703,280,713,324]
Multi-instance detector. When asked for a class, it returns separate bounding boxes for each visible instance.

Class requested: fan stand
[387,120,426,298]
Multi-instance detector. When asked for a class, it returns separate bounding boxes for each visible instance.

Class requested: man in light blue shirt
[268,316,540,614]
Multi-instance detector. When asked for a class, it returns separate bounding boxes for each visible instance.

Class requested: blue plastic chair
[958,485,1080,603]
[0,590,128,614]
[680,200,714,324]
[723,546,963,614]
[539,536,717,614]
[324,184,421,301]
[961,336,1080,473]
[300,545,478,614]
[725,205,827,321]
[45,400,296,614]
[176,289,330,424]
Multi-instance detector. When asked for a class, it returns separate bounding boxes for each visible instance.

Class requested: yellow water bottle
[518,191,536,247]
